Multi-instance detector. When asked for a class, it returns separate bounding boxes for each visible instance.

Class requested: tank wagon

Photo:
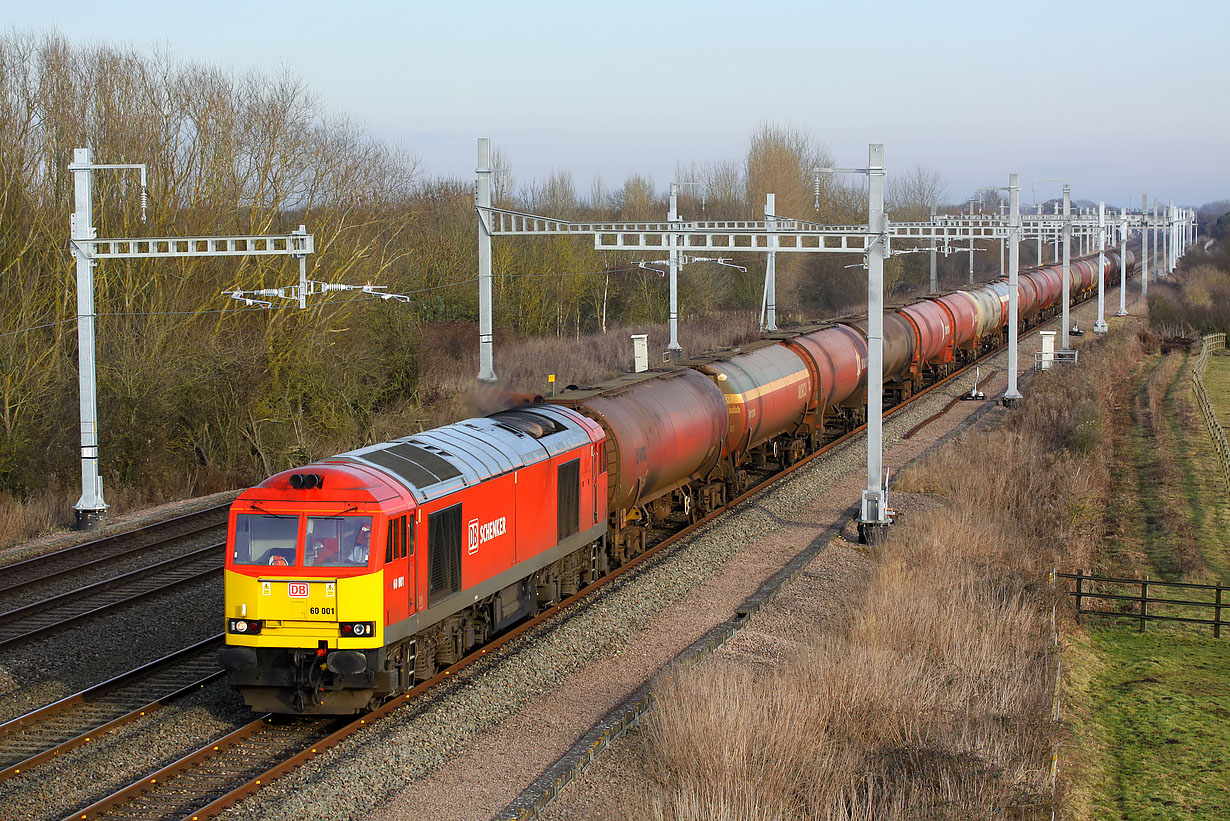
[220,252,1133,713]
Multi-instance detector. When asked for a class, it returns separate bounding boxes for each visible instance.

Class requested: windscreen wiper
[315,505,359,519]
[249,502,292,518]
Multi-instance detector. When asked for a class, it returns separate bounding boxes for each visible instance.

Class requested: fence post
[1140,578,1149,633]
[1075,570,1084,624]
[1217,586,1223,639]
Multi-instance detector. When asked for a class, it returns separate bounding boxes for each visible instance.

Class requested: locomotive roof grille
[330,405,594,502]
[489,409,565,439]
[361,443,462,487]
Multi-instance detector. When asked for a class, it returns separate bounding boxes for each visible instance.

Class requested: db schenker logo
[468,516,507,554]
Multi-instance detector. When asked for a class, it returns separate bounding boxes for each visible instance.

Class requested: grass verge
[1064,625,1230,821]
[1166,354,1230,581]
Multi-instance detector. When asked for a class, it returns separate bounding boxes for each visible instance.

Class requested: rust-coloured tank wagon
[897,300,955,378]
[548,368,728,561]
[694,342,815,470]
[929,290,981,360]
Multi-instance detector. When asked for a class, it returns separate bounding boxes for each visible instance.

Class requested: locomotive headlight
[340,621,374,638]
[229,618,262,635]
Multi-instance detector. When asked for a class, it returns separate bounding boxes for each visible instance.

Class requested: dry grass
[1136,353,1205,579]
[391,312,761,434]
[0,478,211,551]
[631,511,1054,821]
[620,328,1145,820]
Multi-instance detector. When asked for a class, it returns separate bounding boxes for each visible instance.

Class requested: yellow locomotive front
[218,465,415,714]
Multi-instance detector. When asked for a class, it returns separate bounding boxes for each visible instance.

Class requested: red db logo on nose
[288,582,309,598]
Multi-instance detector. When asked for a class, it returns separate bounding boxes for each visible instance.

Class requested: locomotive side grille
[428,504,462,605]
[557,458,580,542]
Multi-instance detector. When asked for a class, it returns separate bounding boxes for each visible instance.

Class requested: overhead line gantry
[472,137,1196,541]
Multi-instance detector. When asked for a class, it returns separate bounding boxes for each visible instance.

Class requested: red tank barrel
[782,324,868,413]
[696,344,812,457]
[551,369,727,514]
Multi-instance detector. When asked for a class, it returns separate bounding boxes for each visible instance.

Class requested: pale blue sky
[6,0,1226,208]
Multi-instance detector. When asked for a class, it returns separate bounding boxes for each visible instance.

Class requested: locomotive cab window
[233,514,298,567]
[385,515,413,562]
[306,516,373,568]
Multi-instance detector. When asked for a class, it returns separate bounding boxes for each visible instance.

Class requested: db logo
[468,519,481,555]
[288,582,309,598]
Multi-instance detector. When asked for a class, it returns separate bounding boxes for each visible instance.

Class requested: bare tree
[887,163,948,220]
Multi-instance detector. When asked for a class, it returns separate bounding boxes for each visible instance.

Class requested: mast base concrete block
[73,508,106,531]
[857,520,892,546]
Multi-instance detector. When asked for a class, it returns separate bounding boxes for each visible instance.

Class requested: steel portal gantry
[473,136,1193,542]
[68,147,315,529]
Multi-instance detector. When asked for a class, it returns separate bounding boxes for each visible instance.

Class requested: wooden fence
[1056,571,1229,637]
[1191,332,1230,492]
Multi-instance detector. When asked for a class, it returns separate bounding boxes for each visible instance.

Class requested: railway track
[61,320,1034,820]
[903,368,1001,439]
[61,281,1133,820]
[0,545,223,650]
[0,503,229,607]
[0,635,224,782]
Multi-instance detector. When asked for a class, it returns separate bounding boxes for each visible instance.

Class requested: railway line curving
[1,258,1140,820]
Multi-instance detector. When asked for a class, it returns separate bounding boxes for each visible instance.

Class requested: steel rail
[902,369,1000,439]
[0,546,223,650]
[0,503,229,596]
[69,265,1137,820]
[0,634,225,782]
